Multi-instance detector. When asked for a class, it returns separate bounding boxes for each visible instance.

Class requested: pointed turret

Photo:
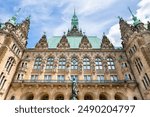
[57,32,70,49]
[71,9,79,29]
[79,34,92,49]
[100,33,114,49]
[35,32,48,49]
[67,9,83,36]
[14,16,30,47]
[119,17,134,40]
[20,16,30,38]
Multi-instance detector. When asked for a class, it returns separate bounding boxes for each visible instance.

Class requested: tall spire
[67,9,83,36]
[119,17,134,40]
[128,7,141,26]
[71,8,79,29]
[8,8,21,25]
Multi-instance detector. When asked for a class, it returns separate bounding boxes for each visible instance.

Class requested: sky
[0,0,150,48]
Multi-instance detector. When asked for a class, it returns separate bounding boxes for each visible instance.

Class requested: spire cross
[74,8,76,16]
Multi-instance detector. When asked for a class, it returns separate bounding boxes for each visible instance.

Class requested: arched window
[125,73,132,80]
[114,94,122,100]
[46,57,54,69]
[0,76,6,90]
[84,94,93,100]
[17,74,24,80]
[99,94,107,100]
[0,72,4,79]
[133,96,137,100]
[83,57,90,70]
[55,94,64,100]
[107,57,115,70]
[33,57,42,69]
[71,57,78,69]
[10,96,15,100]
[121,62,128,68]
[135,58,143,73]
[95,57,102,69]
[41,94,49,100]
[0,72,5,87]
[26,94,34,100]
[5,57,15,72]
[58,57,66,69]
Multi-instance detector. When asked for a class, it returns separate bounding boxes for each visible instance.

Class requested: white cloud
[107,23,121,47]
[107,0,150,48]
[62,0,118,16]
[136,0,150,23]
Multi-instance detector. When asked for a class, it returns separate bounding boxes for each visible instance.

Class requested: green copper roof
[71,9,79,29]
[128,7,141,26]
[48,36,100,48]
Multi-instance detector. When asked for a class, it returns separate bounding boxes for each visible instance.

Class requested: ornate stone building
[0,10,150,100]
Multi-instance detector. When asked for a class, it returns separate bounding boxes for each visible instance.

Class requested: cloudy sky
[0,0,150,48]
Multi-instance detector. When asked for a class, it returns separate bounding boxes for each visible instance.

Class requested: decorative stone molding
[79,35,92,49]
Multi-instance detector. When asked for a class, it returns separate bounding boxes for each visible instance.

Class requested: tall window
[5,57,15,72]
[84,75,91,81]
[44,75,51,81]
[17,74,24,80]
[125,74,132,80]
[107,57,115,70]
[57,75,65,81]
[0,78,6,90]
[58,57,66,69]
[83,57,90,70]
[31,75,38,81]
[0,72,6,90]
[71,57,78,69]
[135,58,143,73]
[33,57,42,69]
[95,58,102,69]
[97,75,104,82]
[46,57,54,69]
[121,62,128,68]
[142,73,150,89]
[110,75,118,82]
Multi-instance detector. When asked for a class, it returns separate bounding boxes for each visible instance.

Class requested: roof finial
[26,15,31,20]
[74,8,76,16]
[117,16,123,20]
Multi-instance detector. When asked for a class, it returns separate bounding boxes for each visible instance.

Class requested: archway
[20,92,34,100]
[55,94,64,100]
[84,94,93,100]
[114,92,127,100]
[40,94,49,100]
[99,94,107,100]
